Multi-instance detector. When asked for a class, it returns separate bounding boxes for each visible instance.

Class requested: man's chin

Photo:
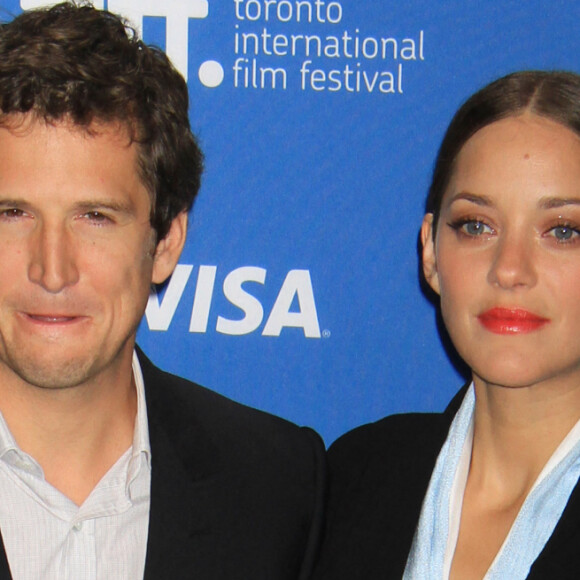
[1,354,99,390]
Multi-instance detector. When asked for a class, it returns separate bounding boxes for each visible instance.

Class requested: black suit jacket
[0,349,325,580]
[313,387,580,579]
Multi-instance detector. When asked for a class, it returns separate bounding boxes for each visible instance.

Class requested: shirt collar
[131,349,152,470]
[0,404,18,458]
[0,404,41,476]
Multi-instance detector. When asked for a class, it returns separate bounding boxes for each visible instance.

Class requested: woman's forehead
[449,115,580,189]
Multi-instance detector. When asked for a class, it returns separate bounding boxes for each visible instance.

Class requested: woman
[314,71,580,579]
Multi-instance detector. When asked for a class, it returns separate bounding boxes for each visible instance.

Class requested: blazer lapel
[141,356,222,580]
[0,532,12,580]
[378,385,469,577]
[143,417,219,580]
[392,386,469,575]
[527,475,580,578]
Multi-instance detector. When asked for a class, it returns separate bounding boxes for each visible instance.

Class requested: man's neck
[0,354,138,505]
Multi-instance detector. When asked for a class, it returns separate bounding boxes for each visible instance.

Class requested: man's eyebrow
[538,196,580,210]
[73,199,137,215]
[445,192,495,208]
[0,198,32,209]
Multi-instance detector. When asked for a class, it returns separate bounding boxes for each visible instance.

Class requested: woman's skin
[421,113,580,580]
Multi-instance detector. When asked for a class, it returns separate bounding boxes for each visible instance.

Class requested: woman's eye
[548,225,580,242]
[463,221,490,235]
[449,219,493,236]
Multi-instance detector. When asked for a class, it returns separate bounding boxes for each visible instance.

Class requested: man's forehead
[0,115,150,207]
[0,113,150,195]
[0,112,135,143]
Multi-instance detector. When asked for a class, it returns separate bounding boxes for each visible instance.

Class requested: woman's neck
[470,376,580,498]
[449,378,580,580]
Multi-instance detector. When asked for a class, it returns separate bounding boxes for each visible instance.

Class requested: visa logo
[146,265,322,338]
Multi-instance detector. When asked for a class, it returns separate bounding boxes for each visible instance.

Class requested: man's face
[0,118,184,391]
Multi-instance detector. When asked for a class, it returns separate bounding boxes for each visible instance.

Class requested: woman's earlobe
[421,214,440,294]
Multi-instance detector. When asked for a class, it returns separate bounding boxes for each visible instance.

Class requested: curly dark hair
[426,70,580,238]
[0,1,203,241]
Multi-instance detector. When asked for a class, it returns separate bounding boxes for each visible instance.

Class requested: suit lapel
[385,385,469,577]
[142,416,214,580]
[0,531,12,580]
[527,475,580,578]
[140,351,225,580]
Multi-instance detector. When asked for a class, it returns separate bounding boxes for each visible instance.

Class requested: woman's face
[422,114,580,391]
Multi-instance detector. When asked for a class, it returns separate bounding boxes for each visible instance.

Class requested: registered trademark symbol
[322,329,331,338]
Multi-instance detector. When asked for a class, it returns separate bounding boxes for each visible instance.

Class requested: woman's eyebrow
[446,192,495,207]
[538,196,580,209]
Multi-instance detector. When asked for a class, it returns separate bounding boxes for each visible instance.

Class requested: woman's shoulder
[328,411,446,472]
[315,409,457,579]
[327,384,469,484]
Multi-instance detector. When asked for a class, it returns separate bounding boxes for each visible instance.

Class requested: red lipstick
[478,308,549,334]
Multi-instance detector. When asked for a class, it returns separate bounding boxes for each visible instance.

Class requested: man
[0,3,324,579]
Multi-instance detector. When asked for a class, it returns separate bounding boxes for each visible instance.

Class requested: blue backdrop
[2,0,579,444]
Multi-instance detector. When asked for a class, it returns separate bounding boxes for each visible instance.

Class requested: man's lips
[19,312,88,326]
[477,307,550,334]
[27,314,77,322]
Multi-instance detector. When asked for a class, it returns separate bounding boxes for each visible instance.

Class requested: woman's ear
[152,211,188,285]
[421,213,440,295]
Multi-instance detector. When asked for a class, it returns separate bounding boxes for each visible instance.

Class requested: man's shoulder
[137,348,326,580]
[137,347,323,474]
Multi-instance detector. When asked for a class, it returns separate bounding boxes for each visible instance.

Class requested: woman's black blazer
[314,386,580,579]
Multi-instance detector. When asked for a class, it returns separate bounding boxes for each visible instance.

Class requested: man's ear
[421,213,440,295]
[152,211,188,285]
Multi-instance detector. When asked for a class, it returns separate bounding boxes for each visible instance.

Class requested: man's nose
[27,222,80,293]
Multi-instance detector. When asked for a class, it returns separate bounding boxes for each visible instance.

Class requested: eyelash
[545,222,580,244]
[0,209,115,229]
[447,217,494,238]
[79,211,114,225]
[0,208,28,221]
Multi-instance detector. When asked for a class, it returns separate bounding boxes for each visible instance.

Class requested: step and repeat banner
[2,0,579,443]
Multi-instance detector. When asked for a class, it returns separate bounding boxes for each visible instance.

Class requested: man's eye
[0,208,26,219]
[83,211,111,223]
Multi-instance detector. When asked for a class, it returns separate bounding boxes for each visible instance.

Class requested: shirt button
[72,522,83,532]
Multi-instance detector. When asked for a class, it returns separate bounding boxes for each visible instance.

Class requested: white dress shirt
[0,351,151,580]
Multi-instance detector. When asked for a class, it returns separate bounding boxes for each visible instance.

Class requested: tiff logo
[21,0,209,81]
